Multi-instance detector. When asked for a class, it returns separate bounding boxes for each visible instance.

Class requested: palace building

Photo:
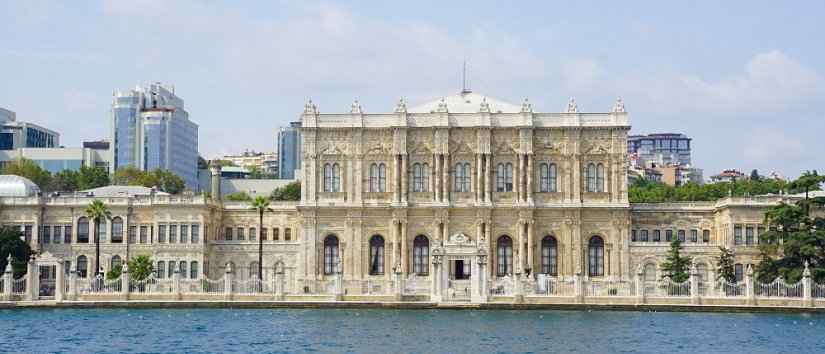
[0,91,798,302]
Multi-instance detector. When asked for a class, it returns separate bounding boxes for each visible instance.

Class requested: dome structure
[0,175,41,197]
[408,91,522,114]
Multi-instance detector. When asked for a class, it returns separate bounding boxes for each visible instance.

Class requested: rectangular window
[180,225,188,243]
[703,230,710,243]
[97,220,107,242]
[690,229,698,243]
[42,226,50,244]
[734,225,742,245]
[250,227,257,242]
[745,226,754,246]
[734,264,744,282]
[640,230,649,242]
[158,224,167,243]
[665,230,673,242]
[64,225,72,244]
[284,228,291,241]
[53,226,62,244]
[273,228,280,241]
[24,225,32,243]
[631,230,637,242]
[140,226,148,244]
[169,225,177,243]
[677,230,685,242]
[237,227,245,241]
[653,230,661,242]
[261,228,267,241]
[191,225,199,243]
[225,227,233,241]
[128,226,137,244]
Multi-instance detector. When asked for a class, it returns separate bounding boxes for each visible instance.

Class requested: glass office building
[277,121,301,180]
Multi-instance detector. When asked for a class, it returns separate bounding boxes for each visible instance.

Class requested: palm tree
[250,196,272,281]
[85,199,111,277]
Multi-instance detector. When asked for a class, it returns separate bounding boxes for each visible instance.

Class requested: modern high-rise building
[277,121,301,179]
[627,133,692,167]
[0,107,60,150]
[110,83,199,188]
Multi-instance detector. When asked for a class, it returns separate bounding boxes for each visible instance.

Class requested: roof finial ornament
[394,98,407,113]
[612,97,625,113]
[303,99,317,114]
[350,99,362,114]
[567,97,578,113]
[521,98,532,113]
[437,97,449,113]
[479,97,490,113]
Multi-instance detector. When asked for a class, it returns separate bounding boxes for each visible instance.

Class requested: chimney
[210,160,222,201]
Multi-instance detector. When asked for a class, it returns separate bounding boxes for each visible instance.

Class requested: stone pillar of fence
[172,269,181,300]
[224,263,233,300]
[803,261,812,308]
[120,264,130,300]
[2,256,12,301]
[393,265,403,301]
[574,272,583,304]
[745,264,755,306]
[472,254,488,304]
[334,267,344,301]
[431,255,443,303]
[54,260,64,302]
[689,263,699,305]
[25,255,37,301]
[274,271,284,300]
[67,269,77,301]
[635,264,644,305]
[513,272,524,304]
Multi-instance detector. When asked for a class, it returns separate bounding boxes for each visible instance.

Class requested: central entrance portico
[430,233,488,303]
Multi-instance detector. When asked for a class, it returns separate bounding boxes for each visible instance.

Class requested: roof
[0,175,40,197]
[408,91,521,114]
[79,185,169,197]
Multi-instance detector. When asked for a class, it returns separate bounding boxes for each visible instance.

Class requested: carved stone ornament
[394,98,407,113]
[567,97,578,113]
[521,98,532,113]
[304,99,318,114]
[350,100,363,114]
[612,97,625,113]
[479,97,491,113]
[437,98,449,113]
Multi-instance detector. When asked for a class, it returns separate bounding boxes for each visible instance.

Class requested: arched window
[413,163,422,192]
[378,163,386,192]
[77,217,89,243]
[157,261,166,279]
[323,163,333,192]
[323,235,340,275]
[249,261,259,280]
[586,163,596,192]
[77,255,88,278]
[369,235,385,275]
[111,255,122,271]
[588,236,604,277]
[332,163,341,192]
[111,217,123,243]
[505,163,513,192]
[369,163,379,192]
[548,163,557,192]
[454,163,471,192]
[167,261,175,278]
[539,163,558,193]
[97,219,107,243]
[179,261,187,279]
[496,163,505,191]
[596,163,605,192]
[412,235,429,275]
[540,236,558,275]
[190,261,199,279]
[496,236,513,276]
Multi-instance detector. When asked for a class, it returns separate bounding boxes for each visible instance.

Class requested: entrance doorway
[39,265,56,297]
[452,259,470,280]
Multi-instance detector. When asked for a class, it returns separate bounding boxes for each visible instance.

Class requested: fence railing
[814,282,825,299]
[12,277,26,295]
[649,277,690,297]
[755,279,803,298]
[403,275,430,295]
[585,279,636,297]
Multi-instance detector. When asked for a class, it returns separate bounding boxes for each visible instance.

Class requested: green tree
[153,169,185,194]
[85,200,111,276]
[270,181,301,201]
[127,255,154,281]
[48,169,79,192]
[76,166,110,190]
[250,196,272,281]
[628,177,787,203]
[2,158,51,190]
[198,156,209,170]
[112,167,185,194]
[659,238,692,283]
[0,227,32,278]
[716,247,736,282]
[756,200,825,283]
[112,167,145,185]
[107,264,122,280]
[225,192,252,201]
[788,170,825,215]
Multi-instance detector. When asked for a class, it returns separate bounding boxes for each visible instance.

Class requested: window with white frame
[323,163,341,192]
[539,163,557,192]
[496,163,514,192]
[412,163,430,192]
[453,162,471,192]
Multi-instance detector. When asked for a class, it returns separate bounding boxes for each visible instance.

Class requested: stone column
[67,270,76,301]
[485,154,493,203]
[435,154,442,202]
[393,155,400,203]
[635,265,644,305]
[745,264,755,306]
[513,272,524,303]
[401,155,408,204]
[574,271,583,304]
[54,260,65,302]
[275,271,285,300]
[391,219,399,277]
[803,261,812,308]
[400,221,408,275]
[527,219,534,275]
[518,220,526,273]
[526,154,533,203]
[224,263,233,300]
[443,154,450,203]
[431,254,442,302]
[393,266,403,301]
[472,253,488,303]
[3,256,13,300]
[516,154,524,202]
[690,263,699,305]
[172,268,181,300]
[334,262,344,301]
[476,154,483,203]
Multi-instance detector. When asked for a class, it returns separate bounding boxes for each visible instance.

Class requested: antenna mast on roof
[461,59,472,94]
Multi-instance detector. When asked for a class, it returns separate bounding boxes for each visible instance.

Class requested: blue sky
[2,0,824,178]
